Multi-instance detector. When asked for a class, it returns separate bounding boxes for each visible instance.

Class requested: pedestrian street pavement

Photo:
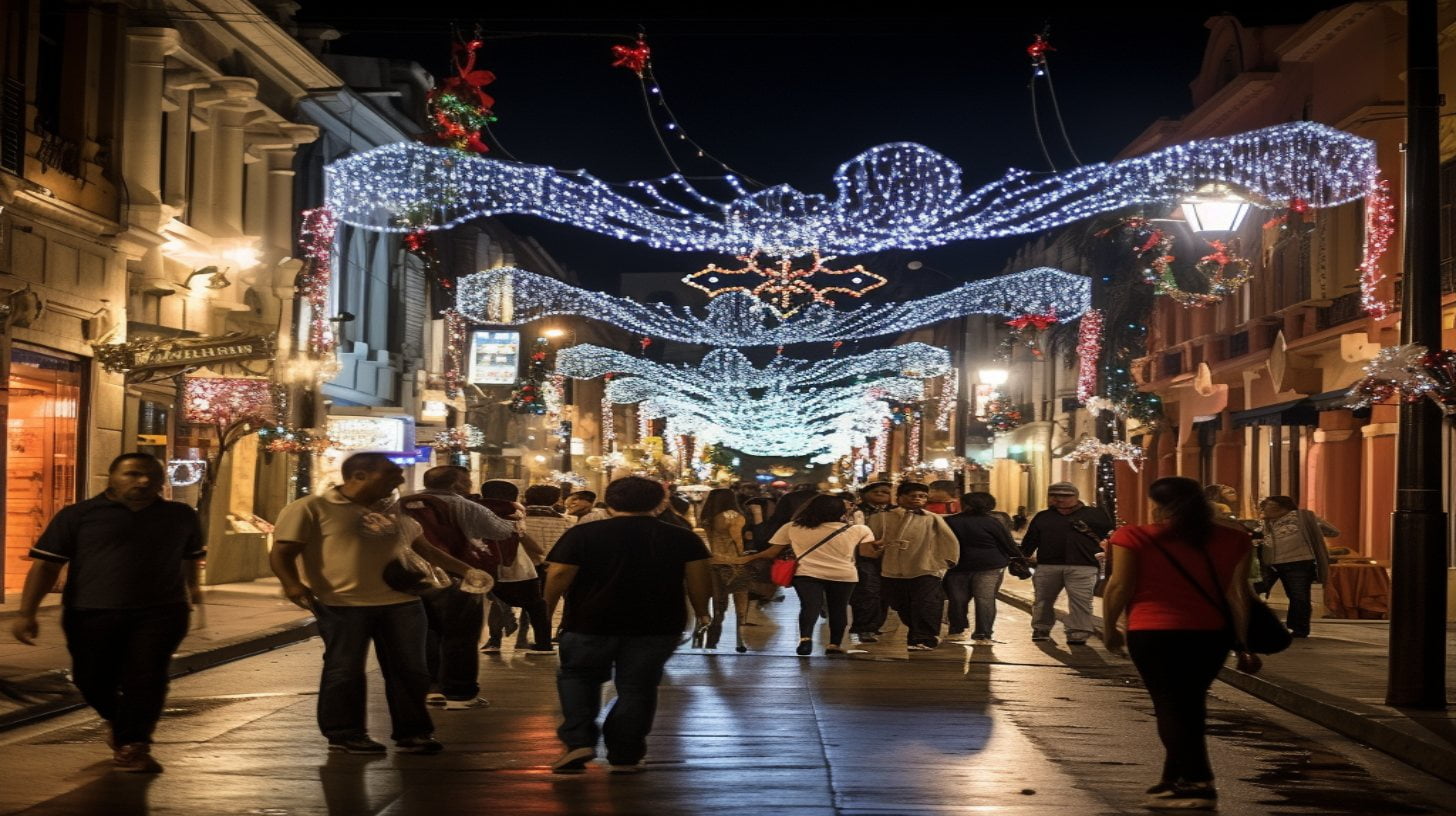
[1,596,1454,815]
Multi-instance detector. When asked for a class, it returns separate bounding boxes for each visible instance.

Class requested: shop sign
[95,333,274,381]
[468,330,520,385]
[326,415,411,452]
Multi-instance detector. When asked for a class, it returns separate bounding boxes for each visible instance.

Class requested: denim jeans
[421,586,485,699]
[1271,559,1316,636]
[881,574,946,647]
[314,600,434,742]
[556,632,680,764]
[944,569,1004,637]
[791,576,855,644]
[849,556,887,635]
[1128,630,1230,784]
[62,603,190,746]
[1031,564,1099,640]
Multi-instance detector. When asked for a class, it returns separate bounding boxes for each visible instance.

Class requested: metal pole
[1387,0,1448,709]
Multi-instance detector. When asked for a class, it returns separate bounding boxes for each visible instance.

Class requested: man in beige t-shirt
[270,452,486,756]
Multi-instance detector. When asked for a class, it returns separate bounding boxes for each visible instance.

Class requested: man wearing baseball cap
[1019,482,1114,645]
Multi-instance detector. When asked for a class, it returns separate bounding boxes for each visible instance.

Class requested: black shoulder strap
[791,523,852,561]
[1143,532,1234,625]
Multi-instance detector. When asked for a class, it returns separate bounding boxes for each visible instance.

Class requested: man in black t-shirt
[543,476,711,774]
[10,453,204,774]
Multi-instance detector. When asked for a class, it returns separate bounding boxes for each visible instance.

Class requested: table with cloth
[1323,561,1390,619]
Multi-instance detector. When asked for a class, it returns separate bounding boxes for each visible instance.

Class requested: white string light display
[457,266,1089,345]
[556,343,950,389]
[326,122,1378,257]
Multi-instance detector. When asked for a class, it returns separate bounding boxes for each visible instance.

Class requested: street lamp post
[1388,0,1448,709]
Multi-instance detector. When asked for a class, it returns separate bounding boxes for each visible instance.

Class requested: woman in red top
[1102,476,1253,811]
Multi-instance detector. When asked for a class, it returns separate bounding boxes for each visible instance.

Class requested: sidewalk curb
[0,616,317,732]
[996,588,1456,786]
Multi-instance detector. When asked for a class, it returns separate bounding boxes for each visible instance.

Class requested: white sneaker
[442,697,489,710]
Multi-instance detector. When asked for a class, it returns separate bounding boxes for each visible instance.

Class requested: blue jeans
[421,586,485,699]
[1271,560,1316,636]
[556,632,680,764]
[315,600,434,742]
[944,569,1004,637]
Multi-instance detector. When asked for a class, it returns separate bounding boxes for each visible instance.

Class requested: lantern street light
[1180,183,1252,234]
[977,367,1009,386]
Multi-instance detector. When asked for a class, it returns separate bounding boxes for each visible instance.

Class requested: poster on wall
[468,330,520,385]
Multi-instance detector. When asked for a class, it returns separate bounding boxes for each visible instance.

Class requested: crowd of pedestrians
[8,451,1346,809]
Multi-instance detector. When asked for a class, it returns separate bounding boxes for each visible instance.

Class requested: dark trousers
[849,556,887,635]
[556,632,680,764]
[881,574,946,646]
[62,603,189,746]
[315,600,434,742]
[1127,629,1230,784]
[489,579,552,648]
[1270,559,1316,636]
[943,568,1004,637]
[421,586,485,699]
[791,576,855,644]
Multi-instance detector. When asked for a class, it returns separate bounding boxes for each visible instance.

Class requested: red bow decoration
[612,36,651,76]
[1200,240,1231,267]
[1006,311,1059,332]
[444,39,496,111]
[1026,33,1054,63]
[639,337,653,351]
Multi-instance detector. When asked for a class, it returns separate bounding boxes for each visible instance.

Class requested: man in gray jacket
[1020,482,1114,645]
[866,482,960,651]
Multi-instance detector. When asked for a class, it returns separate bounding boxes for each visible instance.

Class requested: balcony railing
[35,127,81,177]
[1162,350,1184,378]
[1227,330,1249,358]
[0,77,22,176]
[1315,291,1365,331]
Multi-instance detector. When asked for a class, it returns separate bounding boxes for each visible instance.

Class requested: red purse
[770,524,851,587]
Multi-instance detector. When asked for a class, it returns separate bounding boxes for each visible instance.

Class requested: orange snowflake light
[681,250,887,318]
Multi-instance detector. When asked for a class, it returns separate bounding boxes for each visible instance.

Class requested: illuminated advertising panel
[468,330,520,385]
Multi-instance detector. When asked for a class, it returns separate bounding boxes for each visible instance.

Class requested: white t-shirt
[273,489,423,607]
[769,522,871,583]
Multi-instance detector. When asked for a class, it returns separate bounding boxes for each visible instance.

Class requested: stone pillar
[211,105,249,238]
[1360,404,1399,563]
[121,29,179,217]
[1306,411,1363,554]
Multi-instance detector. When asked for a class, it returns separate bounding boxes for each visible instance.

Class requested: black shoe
[1067,639,1089,646]
[855,633,878,644]
[395,735,443,754]
[1147,781,1216,809]
[552,746,596,773]
[328,737,387,754]
[795,639,813,656]
[1031,633,1050,642]
[480,638,502,654]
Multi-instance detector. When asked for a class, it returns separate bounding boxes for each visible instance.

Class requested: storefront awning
[1305,388,1371,417]
[1229,397,1318,428]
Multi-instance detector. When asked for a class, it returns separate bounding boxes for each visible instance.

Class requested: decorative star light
[457,266,1089,346]
[325,122,1378,258]
[681,250,887,318]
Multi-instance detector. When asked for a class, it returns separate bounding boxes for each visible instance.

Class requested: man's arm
[518,530,547,563]
[543,562,579,617]
[411,536,476,576]
[1020,517,1041,558]
[268,540,316,610]
[450,497,517,541]
[9,560,63,644]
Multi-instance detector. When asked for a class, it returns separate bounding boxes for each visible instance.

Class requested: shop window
[6,347,83,595]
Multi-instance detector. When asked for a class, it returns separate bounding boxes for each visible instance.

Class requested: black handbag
[1145,534,1292,656]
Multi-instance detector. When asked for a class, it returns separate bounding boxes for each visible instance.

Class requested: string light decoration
[431,424,486,452]
[167,459,207,487]
[183,377,282,428]
[510,338,551,414]
[298,207,338,358]
[601,393,616,443]
[1358,178,1394,318]
[935,369,958,432]
[457,266,1090,345]
[610,35,651,76]
[558,343,950,389]
[1063,437,1145,472]
[325,122,1378,258]
[1076,309,1104,403]
[443,308,467,399]
[549,470,590,487]
[1342,344,1456,414]
[682,250,887,318]
[906,415,921,468]
[873,418,890,475]
[258,425,336,455]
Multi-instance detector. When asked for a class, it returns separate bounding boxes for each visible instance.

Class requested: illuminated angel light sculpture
[458,266,1089,346]
[326,122,1378,257]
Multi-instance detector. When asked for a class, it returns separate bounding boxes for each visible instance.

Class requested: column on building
[1304,410,1364,554]
[1359,404,1398,563]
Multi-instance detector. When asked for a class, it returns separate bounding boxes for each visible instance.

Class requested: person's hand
[281,582,316,611]
[459,569,495,595]
[10,615,38,645]
[1102,626,1125,655]
[504,501,526,521]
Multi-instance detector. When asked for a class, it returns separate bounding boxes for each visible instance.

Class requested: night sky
[294,2,1351,296]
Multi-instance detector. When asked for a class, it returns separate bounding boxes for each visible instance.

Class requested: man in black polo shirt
[10,452,204,773]
[543,476,711,774]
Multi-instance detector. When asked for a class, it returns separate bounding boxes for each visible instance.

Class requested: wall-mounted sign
[468,330,520,385]
[326,416,410,452]
[95,333,274,382]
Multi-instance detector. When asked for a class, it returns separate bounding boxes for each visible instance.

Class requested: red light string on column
[1358,177,1394,318]
[443,308,467,399]
[299,207,338,357]
[1076,308,1104,403]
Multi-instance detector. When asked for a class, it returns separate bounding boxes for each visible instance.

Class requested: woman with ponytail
[1102,476,1254,811]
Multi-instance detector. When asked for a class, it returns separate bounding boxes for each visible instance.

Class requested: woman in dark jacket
[941,492,1019,643]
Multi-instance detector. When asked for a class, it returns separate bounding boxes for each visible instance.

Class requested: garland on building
[431,424,486,452]
[298,207,339,360]
[1062,437,1145,472]
[509,338,551,414]
[1105,217,1254,307]
[426,36,497,154]
[1358,178,1394,318]
[442,308,467,399]
[1343,344,1456,414]
[1075,308,1103,403]
[257,425,336,455]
